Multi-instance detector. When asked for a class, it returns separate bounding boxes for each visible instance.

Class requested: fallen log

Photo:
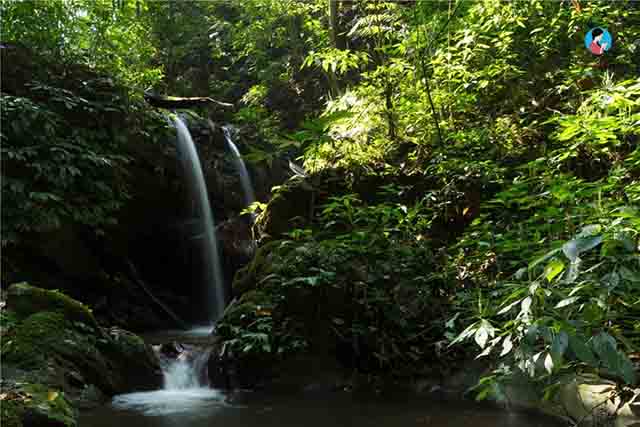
[144,91,234,109]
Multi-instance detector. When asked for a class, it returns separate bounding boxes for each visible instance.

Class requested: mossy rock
[1,309,19,336]
[232,240,290,294]
[99,327,163,392]
[7,282,99,330]
[2,284,162,400]
[0,381,76,427]
[254,177,314,241]
[1,311,83,369]
[2,311,161,395]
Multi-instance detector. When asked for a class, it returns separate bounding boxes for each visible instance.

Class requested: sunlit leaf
[544,259,565,282]
[544,352,554,374]
[500,335,513,357]
[554,296,580,309]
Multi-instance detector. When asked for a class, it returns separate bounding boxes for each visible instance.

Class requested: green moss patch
[2,311,69,369]
[1,284,161,401]
[1,381,76,427]
[7,282,98,330]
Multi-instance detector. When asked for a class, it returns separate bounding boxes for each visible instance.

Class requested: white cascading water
[222,125,256,209]
[112,347,221,415]
[110,118,226,415]
[173,116,225,323]
[163,348,211,390]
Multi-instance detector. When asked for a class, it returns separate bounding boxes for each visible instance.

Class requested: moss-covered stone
[254,177,315,241]
[2,309,161,396]
[1,283,162,426]
[1,398,24,427]
[7,282,98,330]
[0,381,76,427]
[1,309,19,336]
[2,311,71,369]
[100,327,163,392]
[232,240,287,294]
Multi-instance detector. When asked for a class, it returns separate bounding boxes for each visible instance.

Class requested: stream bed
[80,388,563,427]
[80,328,564,427]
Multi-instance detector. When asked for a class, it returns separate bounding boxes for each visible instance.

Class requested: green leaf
[619,354,637,384]
[497,298,522,315]
[569,334,597,365]
[554,296,580,309]
[619,266,640,283]
[544,259,565,282]
[474,320,495,349]
[529,248,562,271]
[592,332,618,369]
[544,352,554,374]
[475,326,489,348]
[445,312,460,329]
[550,331,568,365]
[449,322,478,346]
[500,334,513,357]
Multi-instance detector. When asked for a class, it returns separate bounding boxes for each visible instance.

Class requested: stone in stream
[159,342,185,359]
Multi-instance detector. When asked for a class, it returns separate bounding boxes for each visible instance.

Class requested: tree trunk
[327,0,342,98]
[329,0,339,47]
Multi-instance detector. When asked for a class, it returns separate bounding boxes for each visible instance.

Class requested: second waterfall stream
[223,125,256,209]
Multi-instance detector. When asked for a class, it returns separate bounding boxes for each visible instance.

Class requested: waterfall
[111,344,220,415]
[163,347,211,390]
[173,117,225,323]
[223,125,256,209]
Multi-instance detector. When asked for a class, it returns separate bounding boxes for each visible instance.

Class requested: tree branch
[144,91,234,109]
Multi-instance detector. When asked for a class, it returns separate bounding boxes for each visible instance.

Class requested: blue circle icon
[585,27,612,56]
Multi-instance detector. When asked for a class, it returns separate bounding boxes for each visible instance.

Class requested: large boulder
[254,177,316,241]
[1,283,163,427]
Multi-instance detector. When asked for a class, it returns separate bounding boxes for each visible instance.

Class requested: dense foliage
[218,0,640,404]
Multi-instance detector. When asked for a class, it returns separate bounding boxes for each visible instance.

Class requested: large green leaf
[592,332,618,368]
[554,296,580,309]
[544,259,565,282]
[550,331,568,365]
[568,334,597,365]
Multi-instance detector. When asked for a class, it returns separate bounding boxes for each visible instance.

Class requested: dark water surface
[80,389,563,427]
[81,328,562,426]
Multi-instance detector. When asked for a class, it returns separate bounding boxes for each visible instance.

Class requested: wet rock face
[217,215,256,297]
[102,327,164,393]
[1,283,162,427]
[207,340,272,390]
[100,117,289,323]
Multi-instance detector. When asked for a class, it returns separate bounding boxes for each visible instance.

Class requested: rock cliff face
[107,116,289,323]
[1,283,163,427]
